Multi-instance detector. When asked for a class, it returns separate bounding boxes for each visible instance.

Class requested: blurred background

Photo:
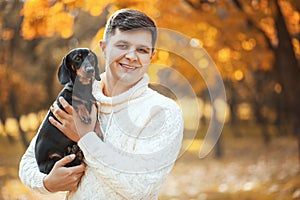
[0,0,300,199]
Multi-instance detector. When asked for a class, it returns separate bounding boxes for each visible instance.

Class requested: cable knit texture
[19,73,183,200]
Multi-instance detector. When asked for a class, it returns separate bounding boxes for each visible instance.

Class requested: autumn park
[0,0,300,199]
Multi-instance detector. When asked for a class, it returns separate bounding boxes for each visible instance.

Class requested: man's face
[100,28,155,89]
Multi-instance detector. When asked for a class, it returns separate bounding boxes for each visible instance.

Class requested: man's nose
[125,49,138,60]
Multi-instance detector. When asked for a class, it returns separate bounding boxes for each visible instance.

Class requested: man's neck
[103,78,133,97]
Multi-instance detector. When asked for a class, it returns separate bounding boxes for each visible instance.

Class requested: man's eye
[116,44,128,49]
[137,48,149,54]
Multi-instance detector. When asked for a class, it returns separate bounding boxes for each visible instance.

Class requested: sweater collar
[93,72,149,113]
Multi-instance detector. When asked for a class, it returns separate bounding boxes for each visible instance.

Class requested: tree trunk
[9,89,29,147]
[232,0,300,167]
[274,0,300,166]
[274,0,300,120]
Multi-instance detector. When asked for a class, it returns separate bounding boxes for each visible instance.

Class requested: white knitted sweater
[19,74,183,199]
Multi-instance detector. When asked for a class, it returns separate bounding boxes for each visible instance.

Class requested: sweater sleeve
[18,135,51,194]
[78,102,183,199]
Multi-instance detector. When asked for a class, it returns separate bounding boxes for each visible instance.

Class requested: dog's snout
[86,66,94,74]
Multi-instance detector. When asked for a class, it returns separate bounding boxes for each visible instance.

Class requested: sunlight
[213,98,230,123]
[20,113,40,132]
[274,83,282,94]
[243,181,255,191]
[182,139,203,153]
[19,115,29,132]
[193,49,205,59]
[190,38,202,47]
[198,58,209,69]
[292,38,300,56]
[237,103,253,120]
[157,50,170,62]
[234,70,244,81]
[203,102,212,119]
[217,181,259,193]
[180,97,203,130]
[218,183,229,193]
[218,48,231,62]
[242,38,256,51]
[4,118,19,137]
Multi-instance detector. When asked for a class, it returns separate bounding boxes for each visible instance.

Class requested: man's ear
[99,40,106,58]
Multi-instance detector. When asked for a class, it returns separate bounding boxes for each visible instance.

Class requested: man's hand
[49,97,97,142]
[43,154,85,192]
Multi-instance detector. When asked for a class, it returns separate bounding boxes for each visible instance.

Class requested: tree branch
[230,0,274,50]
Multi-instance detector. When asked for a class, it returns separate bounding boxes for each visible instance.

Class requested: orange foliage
[21,0,110,40]
[21,0,299,93]
[21,0,53,40]
[85,0,111,16]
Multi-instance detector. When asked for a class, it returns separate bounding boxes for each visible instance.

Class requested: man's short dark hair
[104,9,157,49]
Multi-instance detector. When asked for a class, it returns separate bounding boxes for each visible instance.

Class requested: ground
[159,136,299,200]
[0,129,299,200]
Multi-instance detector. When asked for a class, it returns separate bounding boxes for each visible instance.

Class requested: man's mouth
[119,63,138,71]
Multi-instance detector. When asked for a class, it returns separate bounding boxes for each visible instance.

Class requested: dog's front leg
[74,104,91,124]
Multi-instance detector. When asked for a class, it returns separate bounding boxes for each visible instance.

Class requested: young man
[19,9,183,199]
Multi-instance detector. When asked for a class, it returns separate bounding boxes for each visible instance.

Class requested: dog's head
[58,48,101,85]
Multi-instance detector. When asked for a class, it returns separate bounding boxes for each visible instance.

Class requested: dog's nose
[86,66,94,74]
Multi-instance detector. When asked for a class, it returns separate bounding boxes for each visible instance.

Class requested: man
[19,8,183,199]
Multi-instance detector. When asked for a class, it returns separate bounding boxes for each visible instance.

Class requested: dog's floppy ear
[58,56,71,84]
[91,51,101,81]
[94,65,101,81]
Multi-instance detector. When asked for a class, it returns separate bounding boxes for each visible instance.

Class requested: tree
[0,0,47,146]
[5,0,300,155]
[229,0,300,161]
[0,0,108,146]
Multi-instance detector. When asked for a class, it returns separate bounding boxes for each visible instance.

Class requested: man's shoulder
[146,87,181,111]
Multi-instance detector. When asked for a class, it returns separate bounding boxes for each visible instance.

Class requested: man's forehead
[108,29,152,47]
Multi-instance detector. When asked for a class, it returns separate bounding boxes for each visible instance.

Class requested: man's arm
[19,135,85,193]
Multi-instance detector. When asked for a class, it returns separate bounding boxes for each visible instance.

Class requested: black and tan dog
[35,48,100,174]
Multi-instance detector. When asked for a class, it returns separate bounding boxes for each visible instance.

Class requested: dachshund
[35,48,101,174]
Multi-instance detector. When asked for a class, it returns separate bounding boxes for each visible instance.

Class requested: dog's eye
[74,56,82,62]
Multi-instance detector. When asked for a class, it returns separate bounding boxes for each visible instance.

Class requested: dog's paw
[76,150,84,161]
[67,145,83,160]
[67,144,79,154]
[76,104,92,124]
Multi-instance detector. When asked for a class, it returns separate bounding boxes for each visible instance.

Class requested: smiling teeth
[121,64,136,69]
